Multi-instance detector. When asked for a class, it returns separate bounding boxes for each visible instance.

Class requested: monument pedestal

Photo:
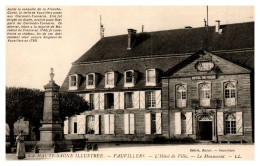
[38,122,63,153]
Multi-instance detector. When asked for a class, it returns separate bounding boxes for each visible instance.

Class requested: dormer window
[86,73,96,89]
[126,71,133,83]
[124,70,135,87]
[105,72,115,88]
[88,74,94,85]
[146,69,156,86]
[69,74,79,90]
[71,76,77,86]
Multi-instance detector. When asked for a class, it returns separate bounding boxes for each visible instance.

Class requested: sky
[6,6,254,90]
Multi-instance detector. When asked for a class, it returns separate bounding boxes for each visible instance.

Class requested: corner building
[61,21,254,143]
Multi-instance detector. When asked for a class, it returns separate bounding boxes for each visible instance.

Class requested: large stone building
[61,21,254,143]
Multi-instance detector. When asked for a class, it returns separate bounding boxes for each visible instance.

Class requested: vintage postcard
[5,5,255,162]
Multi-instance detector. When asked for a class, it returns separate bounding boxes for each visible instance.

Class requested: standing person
[16,130,25,159]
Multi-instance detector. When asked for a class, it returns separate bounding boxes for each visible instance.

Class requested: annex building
[61,21,254,143]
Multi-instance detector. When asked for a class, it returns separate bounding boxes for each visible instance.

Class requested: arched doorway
[197,114,213,140]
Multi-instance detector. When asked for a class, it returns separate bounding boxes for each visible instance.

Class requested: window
[107,73,113,85]
[151,114,156,134]
[71,76,77,86]
[225,113,236,135]
[86,115,95,134]
[124,70,135,87]
[146,91,156,108]
[176,84,187,108]
[73,122,77,134]
[86,73,98,89]
[181,113,186,134]
[199,83,211,107]
[105,93,114,109]
[125,92,133,108]
[146,69,156,86]
[145,113,162,134]
[88,74,94,85]
[105,72,115,88]
[126,71,133,83]
[224,82,236,106]
[69,74,79,90]
[89,94,94,110]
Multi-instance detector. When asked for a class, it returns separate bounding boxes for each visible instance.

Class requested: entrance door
[198,121,212,140]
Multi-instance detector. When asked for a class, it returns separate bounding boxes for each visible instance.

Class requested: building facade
[61,21,254,143]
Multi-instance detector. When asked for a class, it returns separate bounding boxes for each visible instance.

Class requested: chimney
[127,29,137,50]
[215,20,220,33]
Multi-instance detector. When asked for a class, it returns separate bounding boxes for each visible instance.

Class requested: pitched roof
[61,21,254,92]
[74,22,254,64]
[214,50,254,69]
[60,55,189,92]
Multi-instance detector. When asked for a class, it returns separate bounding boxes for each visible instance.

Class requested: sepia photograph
[4,5,255,162]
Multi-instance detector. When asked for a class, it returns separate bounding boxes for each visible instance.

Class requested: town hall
[61,20,254,143]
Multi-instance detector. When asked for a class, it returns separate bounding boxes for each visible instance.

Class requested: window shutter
[105,73,108,87]
[99,93,104,110]
[94,93,99,110]
[114,92,120,109]
[130,114,135,134]
[155,90,161,108]
[114,72,118,86]
[139,91,146,109]
[217,112,224,135]
[145,113,151,134]
[133,91,140,109]
[119,92,125,109]
[109,114,115,134]
[85,93,90,103]
[133,71,138,85]
[77,115,86,134]
[236,112,243,135]
[94,114,100,135]
[95,73,99,86]
[77,75,80,88]
[186,112,193,134]
[104,114,109,134]
[64,117,69,134]
[156,69,159,85]
[156,113,162,134]
[145,92,148,108]
[174,112,181,134]
[124,114,129,134]
[69,117,73,134]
